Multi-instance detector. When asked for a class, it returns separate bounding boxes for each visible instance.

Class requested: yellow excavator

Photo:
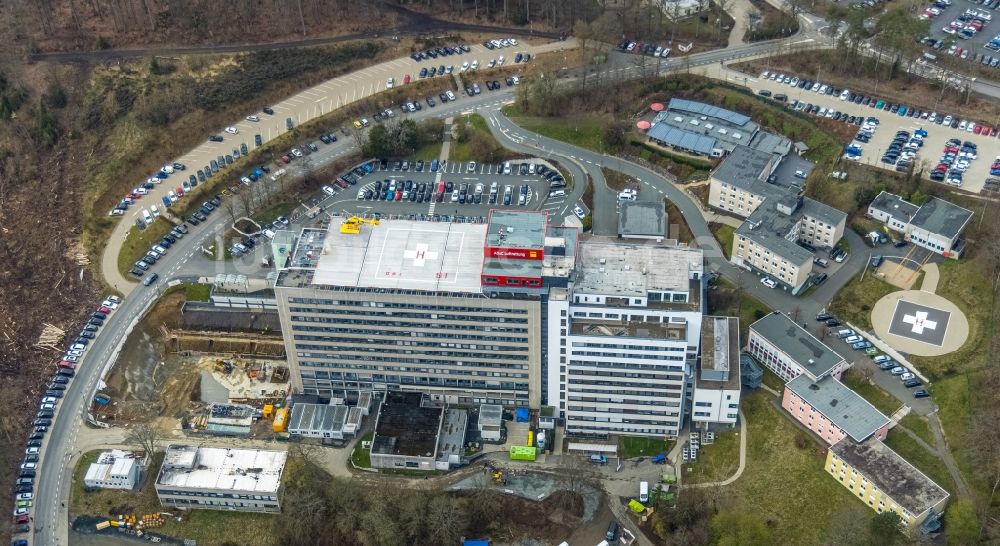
[339,216,380,234]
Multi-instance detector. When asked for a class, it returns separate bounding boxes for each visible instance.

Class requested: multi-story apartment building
[709,145,846,293]
[546,241,705,438]
[747,312,850,383]
[867,191,973,259]
[827,437,949,531]
[274,211,574,409]
[782,375,891,445]
[691,316,741,427]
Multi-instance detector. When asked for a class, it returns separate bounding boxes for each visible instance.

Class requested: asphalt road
[35,17,940,545]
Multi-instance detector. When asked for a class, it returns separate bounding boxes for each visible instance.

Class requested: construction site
[97,284,290,436]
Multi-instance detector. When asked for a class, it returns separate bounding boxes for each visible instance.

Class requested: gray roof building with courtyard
[646,99,791,157]
[370,392,448,471]
[618,201,666,241]
[786,375,891,442]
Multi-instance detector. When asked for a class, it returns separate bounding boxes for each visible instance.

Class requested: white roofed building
[155,445,287,512]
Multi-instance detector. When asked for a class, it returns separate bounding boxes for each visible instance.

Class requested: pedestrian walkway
[688,409,749,488]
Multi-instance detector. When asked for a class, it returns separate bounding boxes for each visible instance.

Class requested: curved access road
[99,37,578,293]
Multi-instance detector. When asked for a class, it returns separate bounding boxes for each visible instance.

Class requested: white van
[142,209,152,224]
[639,481,649,503]
[549,189,565,198]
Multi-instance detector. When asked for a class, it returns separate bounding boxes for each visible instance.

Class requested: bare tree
[124,422,161,457]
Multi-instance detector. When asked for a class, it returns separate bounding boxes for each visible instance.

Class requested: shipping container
[509,445,537,461]
[272,407,289,433]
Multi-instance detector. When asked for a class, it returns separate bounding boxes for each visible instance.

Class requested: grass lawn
[761,367,785,393]
[708,277,773,341]
[898,413,934,446]
[931,373,976,486]
[118,217,177,277]
[506,113,607,153]
[827,272,898,331]
[709,222,735,260]
[618,436,674,459]
[71,451,277,545]
[413,140,443,161]
[839,368,902,416]
[184,283,212,302]
[683,428,740,484]
[255,200,299,227]
[908,260,991,379]
[884,430,957,495]
[351,432,373,468]
[448,114,513,163]
[725,391,873,544]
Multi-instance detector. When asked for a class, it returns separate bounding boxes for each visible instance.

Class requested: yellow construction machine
[339,216,380,234]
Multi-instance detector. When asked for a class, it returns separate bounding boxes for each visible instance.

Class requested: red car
[14,514,29,524]
[974,125,983,135]
[403,74,411,85]
[281,155,291,164]
[58,360,76,369]
[176,186,184,196]
[97,306,111,314]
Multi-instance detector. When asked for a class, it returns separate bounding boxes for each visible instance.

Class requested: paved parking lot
[924,0,1000,69]
[317,158,565,219]
[741,71,998,193]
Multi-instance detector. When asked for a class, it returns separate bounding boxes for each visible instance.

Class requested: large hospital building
[274,210,720,437]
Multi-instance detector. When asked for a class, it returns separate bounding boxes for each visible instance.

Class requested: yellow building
[826,437,949,531]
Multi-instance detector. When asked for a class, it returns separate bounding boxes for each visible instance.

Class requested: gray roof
[749,131,792,156]
[618,201,666,238]
[749,312,846,380]
[288,403,348,434]
[699,317,741,390]
[669,98,752,126]
[909,197,973,239]
[869,191,918,222]
[786,375,890,442]
[647,123,717,155]
[737,199,815,266]
[831,437,949,516]
[800,197,847,227]
[712,145,774,192]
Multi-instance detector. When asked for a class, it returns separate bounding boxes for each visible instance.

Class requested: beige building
[708,145,781,217]
[827,437,949,532]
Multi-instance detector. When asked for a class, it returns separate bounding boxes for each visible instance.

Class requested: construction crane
[339,216,380,235]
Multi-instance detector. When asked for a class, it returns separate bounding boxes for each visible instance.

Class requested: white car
[761,277,778,288]
[461,61,469,72]
[167,190,177,203]
[471,60,479,70]
[510,38,518,45]
[25,447,39,455]
[246,115,260,122]
[66,350,83,357]
[151,205,160,217]
[135,187,148,195]
[386,77,394,89]
[322,186,336,196]
[161,164,174,174]
[15,493,32,502]
[224,126,238,135]
[498,55,505,65]
[512,76,520,85]
[573,206,586,219]
[467,161,477,173]
[101,299,119,309]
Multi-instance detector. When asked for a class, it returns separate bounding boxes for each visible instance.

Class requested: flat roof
[800,197,847,227]
[158,445,287,494]
[831,437,949,516]
[280,219,487,293]
[699,317,741,389]
[750,312,846,379]
[737,202,815,266]
[288,403,348,433]
[485,210,547,249]
[712,145,775,192]
[479,404,503,427]
[870,191,919,222]
[571,318,688,341]
[372,392,442,458]
[909,197,973,239]
[618,201,666,238]
[575,242,703,298]
[787,375,890,442]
